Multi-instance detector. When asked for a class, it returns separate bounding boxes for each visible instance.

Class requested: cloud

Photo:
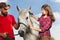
[50,0,60,3]
[53,12,60,23]
[0,0,8,2]
[51,12,60,40]
[36,12,60,40]
[35,13,42,17]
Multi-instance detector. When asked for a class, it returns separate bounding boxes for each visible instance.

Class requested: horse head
[16,6,32,37]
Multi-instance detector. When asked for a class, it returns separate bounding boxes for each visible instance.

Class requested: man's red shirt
[0,14,16,40]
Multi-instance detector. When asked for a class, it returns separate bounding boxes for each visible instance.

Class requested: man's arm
[11,15,19,30]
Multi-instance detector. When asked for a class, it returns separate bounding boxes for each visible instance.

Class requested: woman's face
[41,8,48,16]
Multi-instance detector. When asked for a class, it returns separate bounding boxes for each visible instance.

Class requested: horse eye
[26,17,28,20]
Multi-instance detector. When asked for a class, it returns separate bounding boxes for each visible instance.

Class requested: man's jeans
[4,38,15,40]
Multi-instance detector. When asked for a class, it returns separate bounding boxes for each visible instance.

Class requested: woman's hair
[41,4,55,22]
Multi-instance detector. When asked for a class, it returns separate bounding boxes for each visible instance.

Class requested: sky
[5,0,60,21]
[0,0,60,40]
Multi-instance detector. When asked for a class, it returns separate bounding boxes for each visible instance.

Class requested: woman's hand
[33,27,42,32]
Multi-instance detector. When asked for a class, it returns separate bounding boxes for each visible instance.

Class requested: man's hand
[1,32,8,38]
[1,32,14,40]
[14,24,19,30]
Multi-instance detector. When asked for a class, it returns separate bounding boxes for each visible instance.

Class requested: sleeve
[41,17,52,32]
[12,15,17,26]
[38,16,42,21]
[38,17,40,21]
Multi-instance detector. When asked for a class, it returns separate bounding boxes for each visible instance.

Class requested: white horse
[16,6,40,40]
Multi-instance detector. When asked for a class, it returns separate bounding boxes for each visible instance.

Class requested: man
[0,2,19,40]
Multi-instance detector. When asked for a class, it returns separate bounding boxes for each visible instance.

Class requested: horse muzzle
[18,30,24,37]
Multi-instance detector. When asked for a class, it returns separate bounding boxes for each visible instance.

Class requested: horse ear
[29,6,31,10]
[16,5,19,11]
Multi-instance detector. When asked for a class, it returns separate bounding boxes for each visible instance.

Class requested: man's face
[1,6,9,16]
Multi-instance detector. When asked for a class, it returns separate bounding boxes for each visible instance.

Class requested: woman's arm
[28,19,41,32]
[33,27,41,32]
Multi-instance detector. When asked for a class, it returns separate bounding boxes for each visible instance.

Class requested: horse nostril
[18,24,20,27]
[18,30,24,37]
[21,31,24,33]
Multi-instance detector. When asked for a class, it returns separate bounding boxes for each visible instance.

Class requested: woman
[28,4,55,40]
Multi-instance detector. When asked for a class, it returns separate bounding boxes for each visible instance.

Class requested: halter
[14,22,29,36]
[19,22,28,27]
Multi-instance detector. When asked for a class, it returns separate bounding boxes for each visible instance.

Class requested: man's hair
[0,2,7,8]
